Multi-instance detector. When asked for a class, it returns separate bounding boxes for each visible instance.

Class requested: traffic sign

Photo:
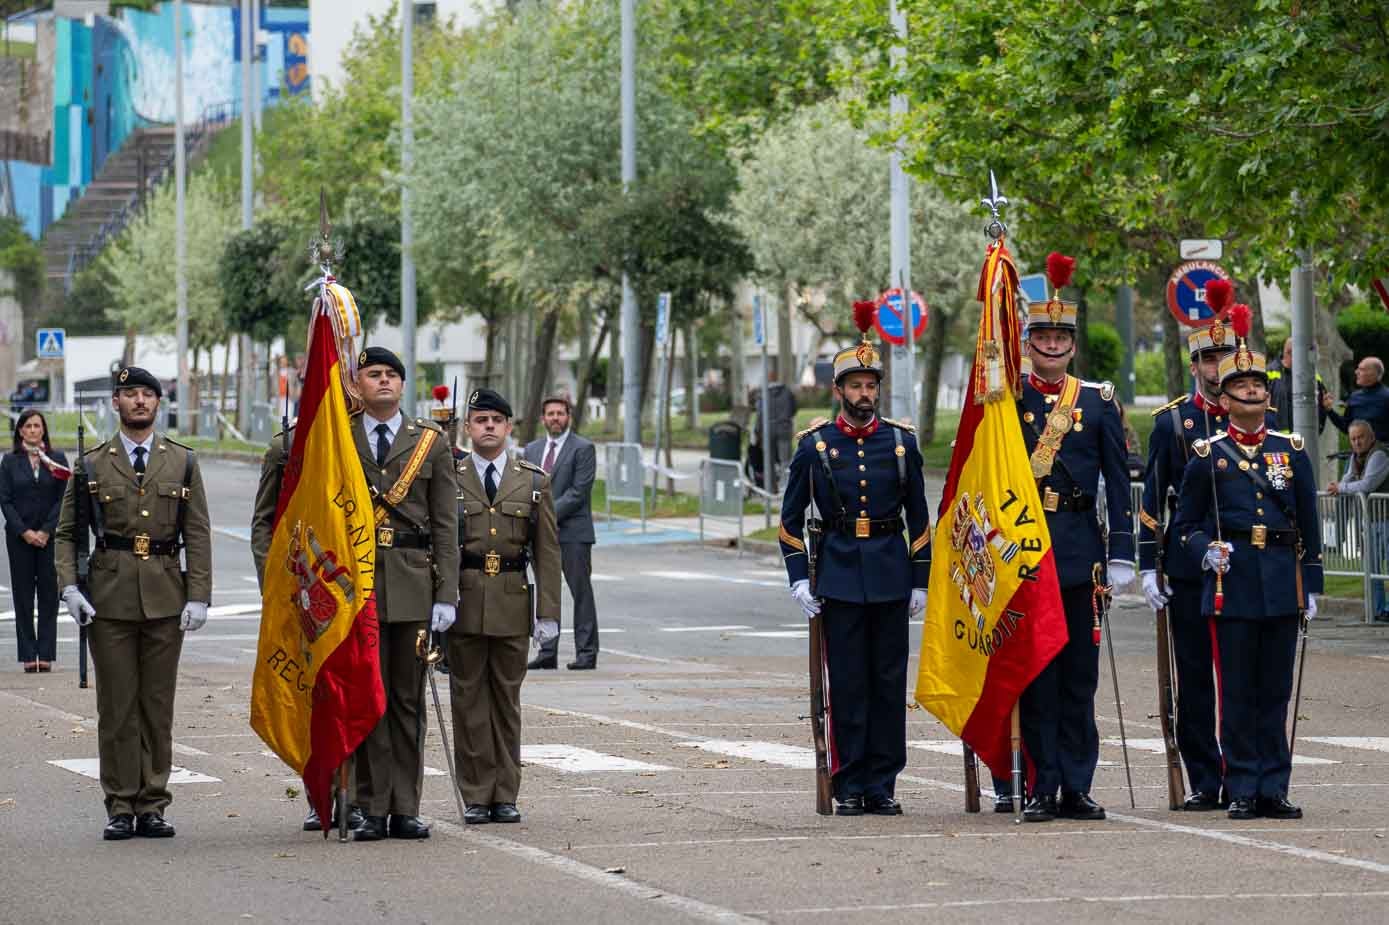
[36,327,65,359]
[1165,261,1232,328]
[873,288,928,346]
[1180,239,1224,260]
[1017,273,1049,306]
[752,294,765,347]
[655,292,671,346]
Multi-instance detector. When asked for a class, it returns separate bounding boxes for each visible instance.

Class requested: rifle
[73,403,91,689]
[805,514,833,816]
[962,744,981,814]
[1151,530,1185,810]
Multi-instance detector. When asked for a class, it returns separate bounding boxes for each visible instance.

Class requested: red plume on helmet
[1205,278,1234,316]
[1045,252,1076,291]
[1228,303,1252,339]
[432,384,450,402]
[852,300,877,336]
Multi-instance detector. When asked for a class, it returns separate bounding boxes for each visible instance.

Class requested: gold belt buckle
[377,526,395,547]
[484,550,502,577]
[1042,488,1060,512]
[1250,524,1267,549]
[133,533,151,559]
[855,516,871,539]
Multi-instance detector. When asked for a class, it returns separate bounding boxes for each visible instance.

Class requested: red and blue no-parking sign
[1166,260,1232,328]
[873,289,928,345]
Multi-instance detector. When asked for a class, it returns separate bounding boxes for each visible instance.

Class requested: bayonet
[981,169,1009,241]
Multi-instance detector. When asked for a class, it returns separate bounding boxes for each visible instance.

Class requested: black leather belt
[1040,489,1094,513]
[1228,527,1298,548]
[97,534,179,557]
[462,553,528,574]
[376,527,429,549]
[829,515,902,538]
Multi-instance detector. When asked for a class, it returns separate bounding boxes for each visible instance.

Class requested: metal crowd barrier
[699,458,745,550]
[601,442,646,532]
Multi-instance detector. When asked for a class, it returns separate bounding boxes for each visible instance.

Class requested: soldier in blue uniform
[779,309,931,816]
[1172,306,1322,820]
[994,254,1135,821]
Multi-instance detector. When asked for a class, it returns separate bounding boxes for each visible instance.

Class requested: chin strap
[1222,392,1267,408]
[1030,346,1071,360]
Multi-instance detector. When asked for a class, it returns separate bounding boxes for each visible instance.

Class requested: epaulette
[163,436,194,450]
[1270,429,1305,451]
[1082,379,1116,402]
[1192,432,1228,458]
[413,418,444,433]
[517,458,546,474]
[82,439,110,458]
[882,416,916,434]
[795,419,831,443]
[349,408,363,418]
[1151,396,1184,417]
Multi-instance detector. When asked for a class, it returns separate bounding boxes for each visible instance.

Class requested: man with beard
[994,253,1135,822]
[1138,280,1274,811]
[778,302,931,816]
[55,367,212,840]
[1172,303,1322,820]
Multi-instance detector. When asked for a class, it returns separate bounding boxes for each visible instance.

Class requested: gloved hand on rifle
[909,588,927,617]
[790,579,820,619]
[62,585,95,627]
[180,601,208,632]
[1140,570,1169,611]
[1305,594,1318,621]
[1202,541,1233,574]
[1107,560,1136,592]
[533,617,559,645]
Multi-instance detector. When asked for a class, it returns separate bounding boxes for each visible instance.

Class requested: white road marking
[207,603,263,618]
[908,739,965,757]
[730,630,807,639]
[756,890,1389,916]
[660,625,752,633]
[48,758,221,784]
[521,744,672,773]
[172,743,210,757]
[1303,736,1389,753]
[590,574,624,582]
[240,576,260,583]
[644,569,783,588]
[424,766,447,777]
[1102,737,1338,765]
[676,740,816,770]
[431,818,760,924]
[0,690,88,723]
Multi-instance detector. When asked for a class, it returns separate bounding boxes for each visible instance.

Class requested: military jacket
[454,451,561,637]
[779,416,931,604]
[55,433,212,622]
[1139,393,1274,581]
[1018,376,1133,588]
[1171,429,1323,620]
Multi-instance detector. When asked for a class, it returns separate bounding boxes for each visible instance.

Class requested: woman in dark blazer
[0,410,68,672]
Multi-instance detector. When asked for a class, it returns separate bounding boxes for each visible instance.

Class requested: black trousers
[1020,583,1101,798]
[537,541,599,664]
[1213,615,1299,800]
[821,596,908,800]
[8,532,57,662]
[1168,577,1223,796]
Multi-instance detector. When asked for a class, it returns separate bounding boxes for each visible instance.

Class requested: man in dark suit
[524,396,599,670]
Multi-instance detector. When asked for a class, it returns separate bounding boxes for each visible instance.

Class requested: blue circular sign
[873,289,928,345]
[1166,260,1232,328]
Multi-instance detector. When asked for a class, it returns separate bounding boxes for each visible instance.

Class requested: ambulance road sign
[1165,261,1232,329]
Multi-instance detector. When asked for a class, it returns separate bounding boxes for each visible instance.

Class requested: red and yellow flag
[250,284,384,828]
[914,240,1068,780]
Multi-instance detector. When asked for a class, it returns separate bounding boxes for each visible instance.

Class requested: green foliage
[0,216,42,311]
[219,217,301,346]
[1134,350,1166,397]
[47,265,122,336]
[1264,325,1290,361]
[1085,321,1123,384]
[1335,302,1389,365]
[337,217,436,330]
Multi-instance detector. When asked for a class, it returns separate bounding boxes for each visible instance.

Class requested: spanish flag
[914,240,1068,780]
[250,283,385,830]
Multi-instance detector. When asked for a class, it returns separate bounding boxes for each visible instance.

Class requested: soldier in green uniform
[449,388,561,824]
[56,366,212,841]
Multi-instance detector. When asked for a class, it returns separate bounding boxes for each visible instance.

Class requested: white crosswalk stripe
[522,745,672,772]
[1102,737,1338,765]
[49,757,220,783]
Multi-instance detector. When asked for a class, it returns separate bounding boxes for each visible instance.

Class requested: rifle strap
[813,437,846,519]
[1169,404,1189,463]
[174,449,194,550]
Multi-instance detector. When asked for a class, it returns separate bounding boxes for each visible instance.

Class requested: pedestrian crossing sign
[36,328,65,359]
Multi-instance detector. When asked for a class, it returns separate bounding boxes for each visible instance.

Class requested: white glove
[62,585,95,627]
[1107,561,1136,591]
[533,617,559,645]
[790,579,820,619]
[1305,594,1318,621]
[1202,542,1233,574]
[180,601,208,632]
[909,588,927,617]
[431,602,456,633]
[1140,570,1169,611]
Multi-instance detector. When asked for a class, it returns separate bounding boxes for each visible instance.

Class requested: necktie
[133,445,147,482]
[485,463,498,503]
[375,422,391,467]
[542,440,558,473]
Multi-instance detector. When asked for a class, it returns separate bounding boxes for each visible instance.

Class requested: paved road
[1,459,1387,923]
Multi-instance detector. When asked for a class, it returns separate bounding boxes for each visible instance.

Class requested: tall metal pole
[1116,284,1135,405]
[174,0,190,433]
[619,0,641,445]
[1291,250,1319,466]
[888,0,913,422]
[758,293,773,527]
[400,0,417,417]
[238,0,255,434]
[251,0,263,134]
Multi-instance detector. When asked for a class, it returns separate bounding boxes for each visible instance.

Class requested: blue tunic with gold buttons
[779,414,931,803]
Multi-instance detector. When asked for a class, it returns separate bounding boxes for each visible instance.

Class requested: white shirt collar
[363,409,403,443]
[118,430,154,467]
[471,449,509,491]
[544,429,570,455]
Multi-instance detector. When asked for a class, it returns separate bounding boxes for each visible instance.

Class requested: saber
[1288,540,1310,755]
[1009,703,1023,823]
[1095,563,1136,808]
[416,629,467,824]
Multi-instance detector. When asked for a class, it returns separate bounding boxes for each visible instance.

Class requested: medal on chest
[1263,452,1292,490]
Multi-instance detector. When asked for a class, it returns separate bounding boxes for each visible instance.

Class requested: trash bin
[708,421,742,461]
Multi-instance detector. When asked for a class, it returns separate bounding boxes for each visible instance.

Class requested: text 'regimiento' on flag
[250,282,384,831]
[914,240,1068,781]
